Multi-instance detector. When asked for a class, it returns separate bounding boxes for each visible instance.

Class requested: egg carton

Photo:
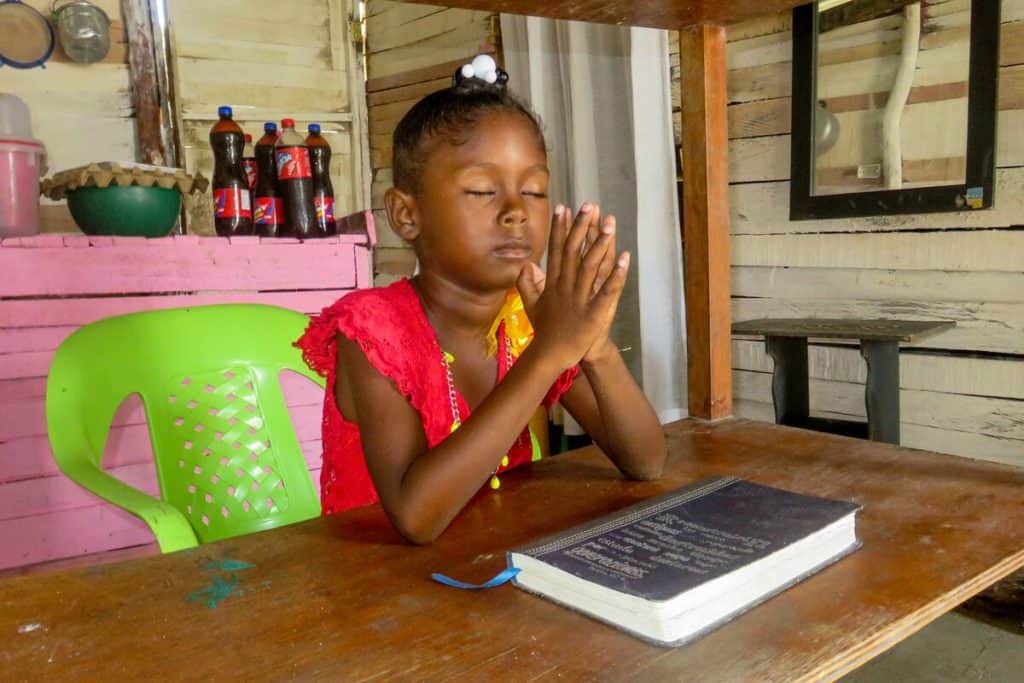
[42,162,210,200]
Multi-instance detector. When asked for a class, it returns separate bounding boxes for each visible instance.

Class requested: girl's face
[412,110,550,292]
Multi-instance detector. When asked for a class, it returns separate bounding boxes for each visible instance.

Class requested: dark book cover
[511,477,861,602]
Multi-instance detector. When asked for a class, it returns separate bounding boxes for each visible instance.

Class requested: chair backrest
[46,304,324,545]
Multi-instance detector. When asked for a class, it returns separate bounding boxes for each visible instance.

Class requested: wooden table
[3,418,1023,681]
[732,319,955,444]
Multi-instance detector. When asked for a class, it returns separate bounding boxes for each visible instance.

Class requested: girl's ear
[384,187,420,243]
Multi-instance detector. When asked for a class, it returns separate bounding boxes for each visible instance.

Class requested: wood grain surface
[2,419,1023,681]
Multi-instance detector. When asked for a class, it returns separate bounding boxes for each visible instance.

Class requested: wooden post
[120,0,168,165]
[680,24,732,420]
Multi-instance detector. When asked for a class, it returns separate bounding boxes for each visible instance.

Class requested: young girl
[296,55,666,544]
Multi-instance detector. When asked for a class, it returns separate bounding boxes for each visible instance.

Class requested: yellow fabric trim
[487,290,534,358]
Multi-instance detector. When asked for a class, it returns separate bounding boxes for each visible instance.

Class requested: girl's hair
[391,64,545,192]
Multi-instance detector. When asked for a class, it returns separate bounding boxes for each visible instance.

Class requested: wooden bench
[732,318,954,444]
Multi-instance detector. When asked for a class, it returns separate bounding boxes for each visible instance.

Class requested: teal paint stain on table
[206,560,255,572]
[187,559,256,609]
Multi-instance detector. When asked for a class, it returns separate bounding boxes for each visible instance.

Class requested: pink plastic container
[0,138,46,237]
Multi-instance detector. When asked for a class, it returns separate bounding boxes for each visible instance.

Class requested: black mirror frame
[789,1,1000,220]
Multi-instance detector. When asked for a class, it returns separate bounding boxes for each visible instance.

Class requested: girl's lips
[493,244,533,259]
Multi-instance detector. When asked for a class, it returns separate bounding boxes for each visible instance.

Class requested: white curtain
[501,16,688,424]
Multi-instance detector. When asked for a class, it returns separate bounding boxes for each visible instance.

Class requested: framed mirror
[790,0,1000,220]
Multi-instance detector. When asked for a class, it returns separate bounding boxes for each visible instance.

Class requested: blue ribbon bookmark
[431,566,521,590]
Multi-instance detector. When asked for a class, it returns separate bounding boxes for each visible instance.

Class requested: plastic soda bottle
[275,118,317,237]
[209,106,253,236]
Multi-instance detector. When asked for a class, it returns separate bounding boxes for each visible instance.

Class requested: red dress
[295,278,579,515]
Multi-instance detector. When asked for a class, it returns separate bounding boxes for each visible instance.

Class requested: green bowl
[67,186,181,238]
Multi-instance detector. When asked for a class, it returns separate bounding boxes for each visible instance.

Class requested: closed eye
[465,190,495,196]
[524,192,548,198]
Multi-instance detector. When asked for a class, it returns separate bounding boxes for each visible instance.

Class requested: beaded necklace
[441,324,524,490]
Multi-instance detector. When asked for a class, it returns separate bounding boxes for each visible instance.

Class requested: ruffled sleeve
[294,299,346,380]
[294,280,456,450]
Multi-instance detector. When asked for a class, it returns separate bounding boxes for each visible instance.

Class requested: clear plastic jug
[0,93,32,138]
[0,93,46,237]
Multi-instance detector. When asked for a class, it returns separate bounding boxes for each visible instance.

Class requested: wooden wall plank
[0,462,324,571]
[732,297,1024,355]
[122,0,167,165]
[728,106,1021,183]
[733,266,1024,304]
[732,398,1024,466]
[0,427,322,488]
[0,242,358,298]
[0,290,353,330]
[0,378,47,403]
[0,463,160,522]
[368,7,492,54]
[367,22,496,80]
[731,339,1024,400]
[733,370,1024,456]
[730,168,1024,235]
[0,327,78,356]
[0,504,154,571]
[732,230,1024,272]
[0,381,323,443]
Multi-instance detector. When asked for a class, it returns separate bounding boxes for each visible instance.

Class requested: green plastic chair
[46,304,325,553]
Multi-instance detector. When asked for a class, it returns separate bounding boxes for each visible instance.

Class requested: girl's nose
[499,196,528,228]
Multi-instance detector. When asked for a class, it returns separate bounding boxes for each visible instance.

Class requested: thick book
[509,476,861,646]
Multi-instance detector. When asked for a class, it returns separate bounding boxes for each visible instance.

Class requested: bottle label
[276,147,312,180]
[254,197,283,225]
[314,196,335,225]
[242,159,258,190]
[214,188,252,219]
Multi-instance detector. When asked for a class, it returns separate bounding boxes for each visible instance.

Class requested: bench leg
[860,340,900,445]
[765,336,809,427]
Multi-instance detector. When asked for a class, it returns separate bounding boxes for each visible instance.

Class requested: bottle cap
[218,105,232,118]
[281,118,295,128]
[308,123,321,134]
[264,121,277,133]
[244,134,252,142]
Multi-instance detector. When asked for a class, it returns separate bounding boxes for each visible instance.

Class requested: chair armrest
[60,459,199,553]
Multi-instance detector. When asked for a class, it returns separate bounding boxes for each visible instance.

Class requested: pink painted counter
[0,228,375,570]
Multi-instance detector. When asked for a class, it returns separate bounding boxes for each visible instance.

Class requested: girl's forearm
[391,345,565,543]
[580,348,666,480]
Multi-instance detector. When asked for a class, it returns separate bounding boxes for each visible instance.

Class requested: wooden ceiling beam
[397,0,810,31]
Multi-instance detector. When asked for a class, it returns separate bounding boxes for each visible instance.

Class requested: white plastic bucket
[0,138,46,237]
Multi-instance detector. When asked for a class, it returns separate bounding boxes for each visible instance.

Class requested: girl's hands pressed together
[516,202,630,371]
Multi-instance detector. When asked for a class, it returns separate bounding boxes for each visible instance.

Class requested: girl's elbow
[391,509,444,545]
[625,460,665,481]
[624,443,667,481]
